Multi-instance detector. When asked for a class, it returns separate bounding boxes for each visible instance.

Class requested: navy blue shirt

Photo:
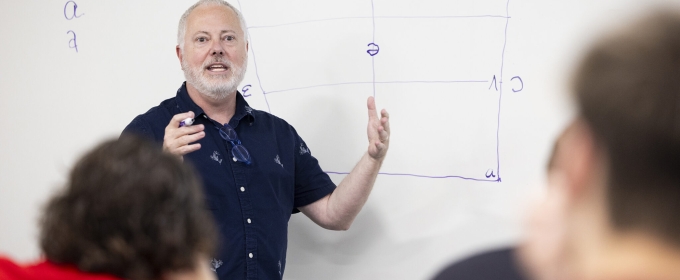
[122,83,336,280]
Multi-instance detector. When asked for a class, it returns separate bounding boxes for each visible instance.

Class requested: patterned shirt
[122,83,336,280]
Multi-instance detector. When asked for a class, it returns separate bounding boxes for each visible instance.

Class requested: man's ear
[176,45,183,68]
[556,119,599,202]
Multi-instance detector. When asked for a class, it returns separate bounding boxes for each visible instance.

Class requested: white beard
[182,53,247,101]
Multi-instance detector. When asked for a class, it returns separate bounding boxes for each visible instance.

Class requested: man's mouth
[206,63,229,72]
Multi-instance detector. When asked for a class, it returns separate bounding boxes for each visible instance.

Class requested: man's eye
[197,37,208,43]
[225,35,235,41]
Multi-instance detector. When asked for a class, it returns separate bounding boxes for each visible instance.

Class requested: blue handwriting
[511,76,523,92]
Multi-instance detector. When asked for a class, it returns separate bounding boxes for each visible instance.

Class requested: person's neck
[567,207,680,280]
[186,83,237,125]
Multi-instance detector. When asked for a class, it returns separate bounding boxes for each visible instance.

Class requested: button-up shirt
[122,83,336,280]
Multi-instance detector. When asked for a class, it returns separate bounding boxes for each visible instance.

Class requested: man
[0,135,217,280]
[519,10,680,280]
[122,0,391,279]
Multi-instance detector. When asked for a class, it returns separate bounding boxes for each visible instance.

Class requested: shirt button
[247,218,251,224]
[203,115,207,119]
[233,157,237,162]
[240,187,245,192]
[249,253,253,258]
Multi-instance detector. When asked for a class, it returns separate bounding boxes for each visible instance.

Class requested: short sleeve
[292,130,337,212]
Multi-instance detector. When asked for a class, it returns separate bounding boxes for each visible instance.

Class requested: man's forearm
[324,152,383,230]
[300,97,390,230]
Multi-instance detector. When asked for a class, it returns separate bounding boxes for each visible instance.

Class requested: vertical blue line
[371,0,375,42]
[372,58,376,98]
[496,0,510,182]
[237,0,271,112]
[251,42,271,112]
[371,0,376,98]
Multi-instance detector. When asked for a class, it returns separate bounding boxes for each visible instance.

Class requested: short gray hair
[177,0,248,50]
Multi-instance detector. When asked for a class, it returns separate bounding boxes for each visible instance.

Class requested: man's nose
[211,41,225,55]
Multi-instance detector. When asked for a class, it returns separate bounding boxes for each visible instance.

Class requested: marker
[179,118,194,127]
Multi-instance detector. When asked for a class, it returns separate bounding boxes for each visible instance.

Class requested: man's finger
[177,124,205,136]
[374,141,386,152]
[381,109,391,133]
[378,127,389,142]
[165,124,204,144]
[177,143,202,155]
[177,131,206,147]
[367,96,378,120]
[168,111,195,129]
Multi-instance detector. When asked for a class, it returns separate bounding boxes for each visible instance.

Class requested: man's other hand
[163,111,205,158]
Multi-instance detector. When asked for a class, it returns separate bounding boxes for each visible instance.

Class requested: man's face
[179,4,248,100]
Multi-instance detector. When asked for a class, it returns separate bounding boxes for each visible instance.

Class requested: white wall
[1,0,677,279]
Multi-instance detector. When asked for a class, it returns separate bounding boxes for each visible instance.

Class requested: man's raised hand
[366,96,390,161]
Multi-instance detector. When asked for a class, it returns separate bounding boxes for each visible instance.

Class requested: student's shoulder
[432,247,527,280]
[0,256,22,275]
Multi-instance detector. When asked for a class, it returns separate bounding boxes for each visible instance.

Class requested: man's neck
[570,225,680,280]
[186,83,237,125]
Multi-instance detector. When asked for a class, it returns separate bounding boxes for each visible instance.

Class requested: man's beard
[182,54,247,101]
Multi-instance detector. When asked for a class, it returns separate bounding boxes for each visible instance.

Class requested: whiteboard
[1,0,678,279]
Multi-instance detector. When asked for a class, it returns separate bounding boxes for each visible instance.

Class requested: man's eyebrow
[192,30,237,36]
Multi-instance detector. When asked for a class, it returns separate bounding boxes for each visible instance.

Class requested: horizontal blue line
[325,171,501,182]
[265,80,488,94]
[248,15,510,29]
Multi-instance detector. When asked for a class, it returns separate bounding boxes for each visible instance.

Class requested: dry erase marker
[179,118,194,127]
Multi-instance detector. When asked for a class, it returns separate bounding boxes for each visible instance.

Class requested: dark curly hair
[39,135,217,280]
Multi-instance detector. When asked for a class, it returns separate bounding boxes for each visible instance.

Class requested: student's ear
[555,119,599,202]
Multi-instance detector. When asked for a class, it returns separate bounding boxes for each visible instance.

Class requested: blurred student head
[38,135,217,280]
[521,9,680,280]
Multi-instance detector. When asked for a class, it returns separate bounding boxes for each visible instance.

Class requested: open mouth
[206,63,229,72]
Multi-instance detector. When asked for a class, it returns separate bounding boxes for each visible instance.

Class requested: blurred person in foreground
[0,135,218,280]
[430,138,562,280]
[436,9,680,280]
[522,9,680,280]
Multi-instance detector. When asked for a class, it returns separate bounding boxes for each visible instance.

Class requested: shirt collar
[175,82,255,126]
[231,88,256,127]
